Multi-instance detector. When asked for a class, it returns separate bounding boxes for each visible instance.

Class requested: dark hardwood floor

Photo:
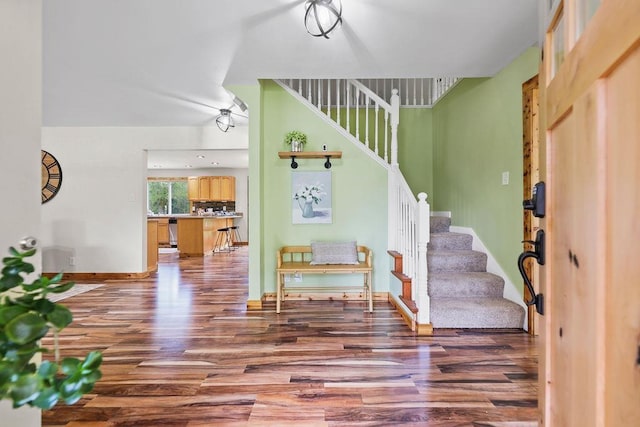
[42,247,538,426]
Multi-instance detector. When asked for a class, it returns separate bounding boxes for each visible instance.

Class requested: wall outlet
[322,144,328,151]
[69,256,76,266]
[502,171,510,185]
[293,272,303,282]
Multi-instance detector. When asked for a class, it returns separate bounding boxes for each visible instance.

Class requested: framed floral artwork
[291,171,332,224]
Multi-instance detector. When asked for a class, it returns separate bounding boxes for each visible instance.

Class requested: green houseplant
[284,130,307,152]
[0,246,102,410]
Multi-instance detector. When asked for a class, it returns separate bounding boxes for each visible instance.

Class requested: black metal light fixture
[216,109,234,132]
[304,0,342,39]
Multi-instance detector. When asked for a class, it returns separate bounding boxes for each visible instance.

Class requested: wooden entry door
[522,75,539,335]
[540,0,640,425]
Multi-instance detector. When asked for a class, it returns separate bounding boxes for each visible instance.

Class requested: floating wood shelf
[278,151,342,169]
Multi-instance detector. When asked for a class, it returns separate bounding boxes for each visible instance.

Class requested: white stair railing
[276,78,430,325]
[357,78,460,107]
[280,79,400,166]
[388,165,430,325]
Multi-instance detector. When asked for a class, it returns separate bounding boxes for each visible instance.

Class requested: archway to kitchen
[146,149,249,260]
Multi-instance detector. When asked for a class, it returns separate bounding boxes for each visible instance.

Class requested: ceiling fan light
[304,0,342,39]
[216,109,235,132]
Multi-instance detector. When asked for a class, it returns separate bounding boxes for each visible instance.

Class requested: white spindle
[374,104,379,156]
[317,80,322,110]
[365,94,370,148]
[346,83,350,134]
[390,88,400,166]
[337,80,341,126]
[327,80,332,120]
[384,110,389,162]
[355,86,360,141]
[412,78,417,106]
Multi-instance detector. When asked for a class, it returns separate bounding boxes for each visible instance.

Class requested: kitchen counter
[147,213,243,219]
[175,216,240,257]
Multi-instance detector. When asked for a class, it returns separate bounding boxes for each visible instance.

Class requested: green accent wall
[239,80,390,299]
[398,108,434,199]
[432,47,540,292]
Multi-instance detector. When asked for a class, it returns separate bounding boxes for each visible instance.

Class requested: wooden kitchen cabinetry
[156,217,169,246]
[177,217,232,257]
[220,176,235,201]
[147,219,158,273]
[187,177,198,201]
[187,176,236,202]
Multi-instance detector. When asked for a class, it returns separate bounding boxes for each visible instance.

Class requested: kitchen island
[176,214,242,257]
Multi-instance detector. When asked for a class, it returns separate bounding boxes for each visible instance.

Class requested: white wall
[41,126,248,273]
[147,167,249,241]
[0,1,43,424]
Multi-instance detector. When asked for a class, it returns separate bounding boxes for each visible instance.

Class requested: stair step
[428,250,487,273]
[428,272,504,298]
[428,232,473,251]
[430,298,525,328]
[430,216,451,233]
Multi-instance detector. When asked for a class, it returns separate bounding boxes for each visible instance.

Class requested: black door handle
[517,230,545,315]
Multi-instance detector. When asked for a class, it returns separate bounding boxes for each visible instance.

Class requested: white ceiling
[43,0,539,168]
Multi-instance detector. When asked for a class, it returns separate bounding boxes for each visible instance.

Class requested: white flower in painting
[293,183,325,205]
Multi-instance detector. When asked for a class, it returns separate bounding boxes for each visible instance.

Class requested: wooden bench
[276,245,373,313]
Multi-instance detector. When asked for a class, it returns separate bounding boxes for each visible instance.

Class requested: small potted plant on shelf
[284,130,307,152]
[0,246,102,410]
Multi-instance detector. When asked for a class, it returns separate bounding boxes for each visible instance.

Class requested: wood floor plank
[41,247,538,426]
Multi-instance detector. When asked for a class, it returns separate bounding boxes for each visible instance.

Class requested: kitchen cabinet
[157,218,169,246]
[187,176,236,202]
[220,176,235,201]
[177,217,232,257]
[147,219,158,272]
[187,177,199,201]
[209,176,221,200]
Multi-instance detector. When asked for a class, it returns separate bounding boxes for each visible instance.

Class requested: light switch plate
[502,171,510,185]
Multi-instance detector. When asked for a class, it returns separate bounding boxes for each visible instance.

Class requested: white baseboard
[431,211,451,217]
[449,225,528,330]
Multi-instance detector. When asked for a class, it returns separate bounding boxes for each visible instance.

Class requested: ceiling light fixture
[216,109,235,132]
[304,0,342,39]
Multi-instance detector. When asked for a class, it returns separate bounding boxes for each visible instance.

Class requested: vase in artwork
[300,200,314,218]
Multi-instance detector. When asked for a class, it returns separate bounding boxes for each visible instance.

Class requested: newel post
[390,88,400,167]
[416,192,430,325]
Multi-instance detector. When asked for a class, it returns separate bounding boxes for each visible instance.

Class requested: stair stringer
[449,225,527,330]
[274,79,391,171]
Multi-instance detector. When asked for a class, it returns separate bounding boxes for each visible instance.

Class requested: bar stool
[214,227,230,253]
[229,226,241,250]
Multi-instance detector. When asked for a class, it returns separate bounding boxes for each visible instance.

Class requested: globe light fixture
[304,0,342,39]
[216,109,234,132]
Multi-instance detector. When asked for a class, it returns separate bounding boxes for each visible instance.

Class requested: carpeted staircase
[428,216,525,328]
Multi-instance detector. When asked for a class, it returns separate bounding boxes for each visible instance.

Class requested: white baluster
[355,87,360,141]
[384,110,389,163]
[374,104,379,157]
[337,80,341,127]
[413,78,417,106]
[346,83,350,134]
[317,80,322,110]
[390,88,400,166]
[327,80,332,120]
[365,94,370,149]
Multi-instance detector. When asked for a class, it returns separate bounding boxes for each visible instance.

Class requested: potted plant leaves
[284,130,307,152]
[0,246,102,409]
